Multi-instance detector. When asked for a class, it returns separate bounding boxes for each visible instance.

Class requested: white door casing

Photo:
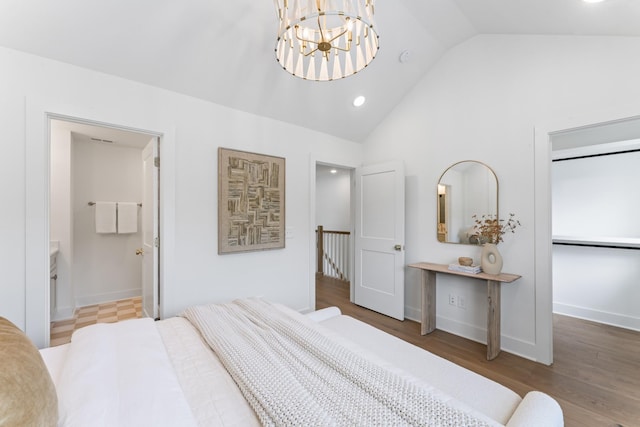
[354,161,405,320]
[142,139,159,319]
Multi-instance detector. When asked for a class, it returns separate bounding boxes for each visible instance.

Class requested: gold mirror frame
[437,161,498,245]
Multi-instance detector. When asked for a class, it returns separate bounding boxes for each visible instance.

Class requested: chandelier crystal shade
[273,0,379,81]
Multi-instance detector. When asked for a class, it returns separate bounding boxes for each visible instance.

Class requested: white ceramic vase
[481,243,503,275]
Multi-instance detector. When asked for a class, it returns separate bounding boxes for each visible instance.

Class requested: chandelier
[273,0,379,81]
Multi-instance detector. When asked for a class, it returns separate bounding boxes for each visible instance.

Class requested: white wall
[553,151,640,238]
[50,126,74,319]
[315,166,351,231]
[73,140,143,306]
[553,245,640,330]
[0,46,363,347]
[363,34,640,362]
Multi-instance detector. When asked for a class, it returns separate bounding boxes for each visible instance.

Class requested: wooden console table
[408,262,521,360]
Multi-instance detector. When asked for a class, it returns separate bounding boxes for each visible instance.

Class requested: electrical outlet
[448,294,456,306]
[285,227,294,239]
[457,295,466,309]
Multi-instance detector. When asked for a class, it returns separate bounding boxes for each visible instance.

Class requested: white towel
[117,202,138,234]
[95,202,117,234]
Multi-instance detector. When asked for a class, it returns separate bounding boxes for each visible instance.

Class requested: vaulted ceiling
[1,0,639,142]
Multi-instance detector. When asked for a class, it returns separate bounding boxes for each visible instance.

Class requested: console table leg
[421,270,437,335]
[487,280,501,360]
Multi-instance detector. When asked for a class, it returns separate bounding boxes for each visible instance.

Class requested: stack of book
[448,263,482,274]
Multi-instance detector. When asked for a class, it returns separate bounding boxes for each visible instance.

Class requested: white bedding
[318,315,563,427]
[157,316,260,426]
[40,304,563,427]
[53,318,197,427]
[182,299,499,426]
[318,314,521,423]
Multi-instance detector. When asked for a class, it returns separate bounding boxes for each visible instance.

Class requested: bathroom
[49,119,157,324]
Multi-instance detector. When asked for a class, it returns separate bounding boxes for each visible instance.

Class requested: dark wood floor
[316,275,640,427]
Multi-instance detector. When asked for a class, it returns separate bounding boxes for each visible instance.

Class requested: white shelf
[552,235,640,249]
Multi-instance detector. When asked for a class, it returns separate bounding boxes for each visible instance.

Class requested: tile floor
[49,296,142,347]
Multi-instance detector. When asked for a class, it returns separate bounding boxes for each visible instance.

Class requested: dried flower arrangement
[471,213,520,245]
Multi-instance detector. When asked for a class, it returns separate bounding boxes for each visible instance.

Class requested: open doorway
[315,164,353,309]
[550,117,640,332]
[314,161,406,320]
[49,118,160,346]
[533,114,640,364]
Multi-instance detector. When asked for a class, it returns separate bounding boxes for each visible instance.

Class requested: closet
[551,119,640,331]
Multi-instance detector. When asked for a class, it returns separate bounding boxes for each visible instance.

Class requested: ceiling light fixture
[353,95,366,107]
[582,0,606,3]
[273,0,379,81]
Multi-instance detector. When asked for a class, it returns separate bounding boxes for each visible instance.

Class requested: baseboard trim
[405,306,538,362]
[75,289,141,308]
[51,306,74,322]
[404,305,421,323]
[554,302,640,332]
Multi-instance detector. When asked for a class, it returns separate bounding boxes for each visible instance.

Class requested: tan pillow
[0,317,58,427]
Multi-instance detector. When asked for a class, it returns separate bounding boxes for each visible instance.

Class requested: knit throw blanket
[183,299,493,427]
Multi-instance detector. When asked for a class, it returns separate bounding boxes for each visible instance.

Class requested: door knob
[135,248,144,256]
[394,244,402,251]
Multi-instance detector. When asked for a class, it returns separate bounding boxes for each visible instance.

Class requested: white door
[354,161,405,320]
[141,139,159,319]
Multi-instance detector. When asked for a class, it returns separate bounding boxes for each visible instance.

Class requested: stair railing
[316,225,350,281]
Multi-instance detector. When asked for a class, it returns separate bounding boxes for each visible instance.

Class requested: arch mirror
[437,161,498,244]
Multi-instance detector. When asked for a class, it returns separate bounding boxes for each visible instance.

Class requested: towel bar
[88,201,142,207]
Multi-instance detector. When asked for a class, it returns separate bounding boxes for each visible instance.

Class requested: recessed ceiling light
[330,169,337,174]
[582,0,606,3]
[353,95,366,107]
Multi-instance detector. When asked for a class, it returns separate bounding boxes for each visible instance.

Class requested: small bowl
[458,257,473,266]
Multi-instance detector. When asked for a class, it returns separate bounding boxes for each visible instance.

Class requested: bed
[1,298,563,426]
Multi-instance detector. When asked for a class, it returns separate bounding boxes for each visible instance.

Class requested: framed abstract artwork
[218,148,286,254]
